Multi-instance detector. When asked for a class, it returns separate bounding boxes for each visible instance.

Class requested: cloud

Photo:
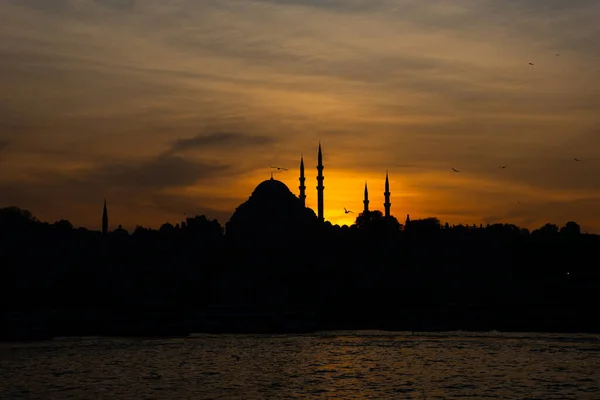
[246,0,384,13]
[170,132,276,153]
[92,0,135,10]
[0,152,238,229]
[6,0,71,13]
[76,154,231,189]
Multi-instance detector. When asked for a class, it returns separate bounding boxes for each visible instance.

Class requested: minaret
[384,170,391,217]
[316,142,324,222]
[299,154,306,207]
[102,199,108,235]
[363,181,369,212]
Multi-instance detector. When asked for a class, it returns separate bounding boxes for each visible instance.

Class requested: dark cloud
[92,0,135,10]
[171,31,453,86]
[7,0,135,12]
[488,0,598,14]
[148,191,232,224]
[77,154,231,189]
[247,0,382,12]
[170,132,276,153]
[7,0,71,13]
[0,177,234,231]
[0,152,238,229]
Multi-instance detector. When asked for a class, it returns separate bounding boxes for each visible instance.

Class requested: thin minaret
[102,199,108,235]
[316,142,324,222]
[299,154,306,207]
[363,181,369,212]
[384,171,391,217]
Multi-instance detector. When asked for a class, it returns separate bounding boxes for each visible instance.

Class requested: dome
[226,176,318,242]
[252,177,293,199]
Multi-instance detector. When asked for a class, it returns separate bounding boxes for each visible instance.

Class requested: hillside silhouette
[2,204,599,340]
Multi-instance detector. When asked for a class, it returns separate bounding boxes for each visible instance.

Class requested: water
[1,331,599,399]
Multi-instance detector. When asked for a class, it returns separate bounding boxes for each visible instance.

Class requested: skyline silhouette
[2,199,599,340]
[0,1,599,232]
[4,143,596,235]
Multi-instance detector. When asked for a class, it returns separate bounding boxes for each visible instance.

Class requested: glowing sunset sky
[1,0,599,231]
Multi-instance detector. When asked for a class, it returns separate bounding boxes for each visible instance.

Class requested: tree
[532,223,559,237]
[183,215,223,241]
[353,210,400,236]
[355,210,384,228]
[560,221,581,235]
[53,219,74,232]
[0,207,36,227]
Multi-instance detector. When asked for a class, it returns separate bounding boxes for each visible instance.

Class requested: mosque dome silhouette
[252,177,294,200]
[226,176,317,241]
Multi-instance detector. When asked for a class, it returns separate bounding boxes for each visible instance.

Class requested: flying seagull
[344,207,353,214]
[452,168,460,173]
[270,165,288,171]
[498,165,508,169]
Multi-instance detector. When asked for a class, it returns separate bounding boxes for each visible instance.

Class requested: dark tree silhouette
[355,210,385,228]
[532,223,560,236]
[0,206,36,226]
[560,221,581,235]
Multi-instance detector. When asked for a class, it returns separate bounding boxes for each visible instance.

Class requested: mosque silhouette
[225,142,394,240]
[100,142,395,237]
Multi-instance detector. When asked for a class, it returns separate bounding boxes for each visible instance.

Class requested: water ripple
[1,331,599,399]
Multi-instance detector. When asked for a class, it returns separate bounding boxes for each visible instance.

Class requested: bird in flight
[498,165,508,169]
[270,165,288,171]
[344,207,353,214]
[573,158,581,163]
[528,62,534,66]
[451,168,460,173]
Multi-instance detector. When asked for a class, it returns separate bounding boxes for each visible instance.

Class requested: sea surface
[1,331,599,399]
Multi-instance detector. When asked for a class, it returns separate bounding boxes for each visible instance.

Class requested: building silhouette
[384,171,391,218]
[224,142,395,237]
[316,142,325,222]
[363,182,369,213]
[226,175,318,241]
[102,199,108,235]
[299,155,306,208]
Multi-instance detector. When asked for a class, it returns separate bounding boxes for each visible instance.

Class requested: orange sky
[1,0,600,232]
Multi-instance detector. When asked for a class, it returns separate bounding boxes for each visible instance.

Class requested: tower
[384,170,391,217]
[316,142,325,222]
[102,199,108,235]
[299,154,306,207]
[363,181,369,212]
